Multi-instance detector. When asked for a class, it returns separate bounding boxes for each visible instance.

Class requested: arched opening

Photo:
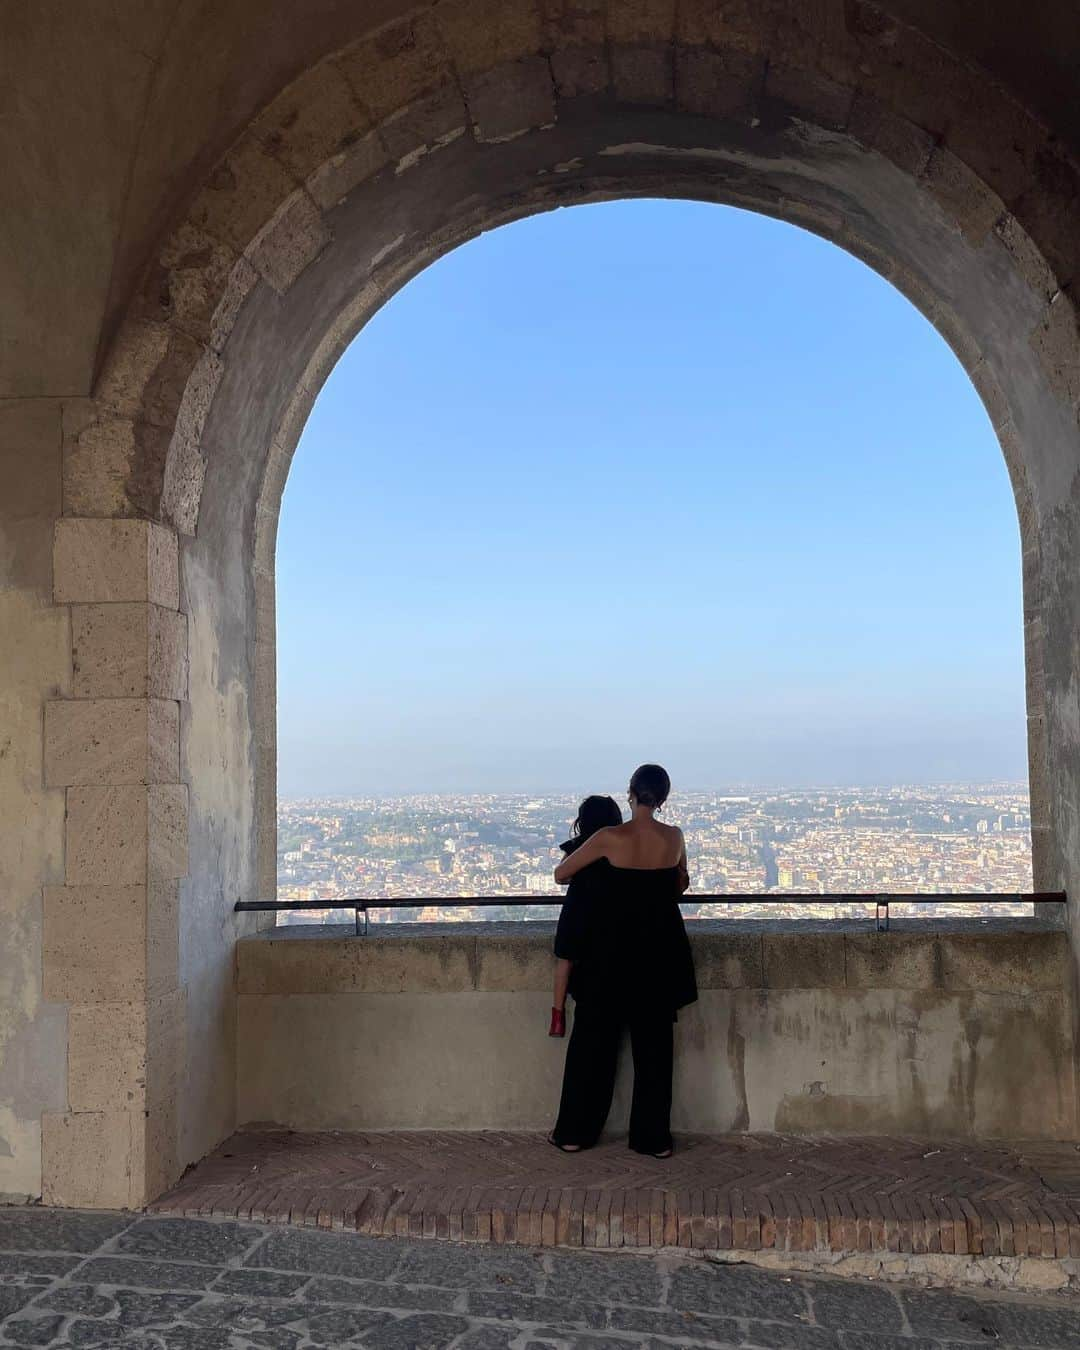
[275,197,1032,923]
[43,8,1080,1201]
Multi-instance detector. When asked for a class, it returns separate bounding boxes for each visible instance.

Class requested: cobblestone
[0,1210,1073,1348]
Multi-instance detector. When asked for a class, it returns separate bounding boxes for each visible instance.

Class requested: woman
[548,763,697,1158]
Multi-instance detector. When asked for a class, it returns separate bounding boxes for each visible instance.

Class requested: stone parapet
[236,922,1077,1142]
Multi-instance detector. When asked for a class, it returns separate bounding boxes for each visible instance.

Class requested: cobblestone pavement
[0,1210,1078,1348]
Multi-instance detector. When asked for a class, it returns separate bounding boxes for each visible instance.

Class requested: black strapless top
[555,860,698,1014]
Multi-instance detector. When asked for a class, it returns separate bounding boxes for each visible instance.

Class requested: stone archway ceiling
[2,0,1079,400]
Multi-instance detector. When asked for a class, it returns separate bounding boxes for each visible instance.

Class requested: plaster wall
[0,401,71,1197]
[176,501,257,1168]
[237,925,1076,1141]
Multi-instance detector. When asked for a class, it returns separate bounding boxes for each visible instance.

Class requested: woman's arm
[676,830,690,894]
[553,828,610,884]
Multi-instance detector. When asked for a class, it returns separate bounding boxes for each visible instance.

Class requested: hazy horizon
[277,200,1027,799]
[278,779,1031,802]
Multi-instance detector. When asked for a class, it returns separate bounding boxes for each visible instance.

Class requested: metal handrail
[234,891,1066,936]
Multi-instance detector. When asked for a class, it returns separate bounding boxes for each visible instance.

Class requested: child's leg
[550,959,572,1036]
[553,958,572,1011]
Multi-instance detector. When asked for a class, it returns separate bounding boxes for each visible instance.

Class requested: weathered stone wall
[0,402,69,1199]
[236,925,1077,1140]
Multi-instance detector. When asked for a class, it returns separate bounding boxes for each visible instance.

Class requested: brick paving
[0,1208,1078,1347]
[150,1130,1080,1261]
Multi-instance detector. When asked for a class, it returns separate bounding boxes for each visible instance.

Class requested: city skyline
[276,784,1034,926]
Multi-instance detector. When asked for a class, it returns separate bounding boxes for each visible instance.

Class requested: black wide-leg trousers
[552,1001,674,1154]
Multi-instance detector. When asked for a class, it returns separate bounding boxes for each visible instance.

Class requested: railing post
[876,895,890,932]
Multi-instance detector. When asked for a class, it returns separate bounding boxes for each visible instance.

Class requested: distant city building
[276,785,1034,926]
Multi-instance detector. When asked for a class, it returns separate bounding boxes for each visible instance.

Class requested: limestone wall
[0,401,70,1199]
[236,924,1077,1141]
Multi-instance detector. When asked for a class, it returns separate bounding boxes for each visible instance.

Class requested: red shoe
[549,1007,566,1037]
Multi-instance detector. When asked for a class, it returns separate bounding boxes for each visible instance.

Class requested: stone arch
[45,0,1080,1205]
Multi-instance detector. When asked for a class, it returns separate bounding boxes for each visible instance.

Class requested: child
[549,794,624,1036]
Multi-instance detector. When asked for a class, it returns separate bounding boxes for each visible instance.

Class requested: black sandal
[547,1132,583,1153]
[630,1143,674,1159]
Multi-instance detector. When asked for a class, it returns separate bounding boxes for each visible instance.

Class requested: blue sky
[276,199,1027,796]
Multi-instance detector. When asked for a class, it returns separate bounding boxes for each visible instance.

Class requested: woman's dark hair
[572,794,623,840]
[629,763,671,809]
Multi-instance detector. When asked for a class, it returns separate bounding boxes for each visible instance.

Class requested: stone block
[306,131,390,210]
[41,1110,140,1209]
[246,191,330,295]
[858,26,957,139]
[147,877,180,998]
[253,61,363,179]
[847,94,933,177]
[338,13,450,120]
[922,144,1004,244]
[65,785,147,885]
[43,885,146,1003]
[148,699,180,782]
[67,1002,147,1112]
[62,417,136,518]
[763,932,845,988]
[54,519,179,608]
[94,321,171,419]
[763,63,853,131]
[149,608,188,701]
[44,699,178,786]
[550,45,609,99]
[994,214,1058,304]
[71,603,187,699]
[154,223,240,348]
[148,785,188,880]
[1028,289,1080,406]
[145,988,186,1105]
[434,0,543,76]
[844,933,937,990]
[1012,145,1080,292]
[207,256,259,355]
[379,85,468,163]
[611,45,673,106]
[937,931,1069,993]
[944,81,1044,209]
[607,0,676,44]
[165,344,223,513]
[136,1086,180,1205]
[189,134,300,255]
[691,932,763,988]
[676,48,763,123]
[135,326,204,433]
[467,57,555,143]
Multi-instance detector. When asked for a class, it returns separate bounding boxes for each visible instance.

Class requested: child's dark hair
[573,794,623,840]
[629,763,671,809]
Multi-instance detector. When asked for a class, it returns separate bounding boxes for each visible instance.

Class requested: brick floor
[151,1130,1080,1260]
